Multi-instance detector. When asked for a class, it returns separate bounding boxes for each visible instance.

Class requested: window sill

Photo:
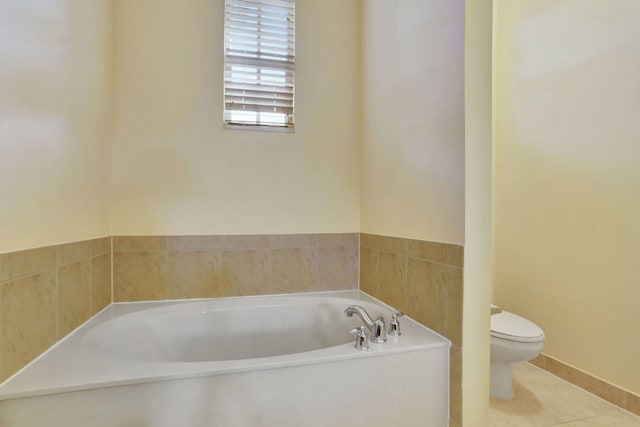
[223,123,295,133]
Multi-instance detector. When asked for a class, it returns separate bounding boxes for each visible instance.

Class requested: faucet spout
[344,305,387,343]
[344,305,375,330]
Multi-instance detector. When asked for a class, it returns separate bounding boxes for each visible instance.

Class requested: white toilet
[490,308,545,399]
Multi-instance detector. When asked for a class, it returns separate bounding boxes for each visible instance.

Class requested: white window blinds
[224,0,295,129]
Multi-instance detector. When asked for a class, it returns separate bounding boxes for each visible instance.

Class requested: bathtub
[0,291,450,426]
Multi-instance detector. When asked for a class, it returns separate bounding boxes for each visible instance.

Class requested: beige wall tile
[377,235,406,254]
[167,251,221,299]
[318,246,358,290]
[317,233,358,247]
[0,246,56,283]
[221,250,270,296]
[446,265,464,347]
[0,255,7,284]
[220,235,269,249]
[529,354,546,369]
[57,260,91,339]
[360,247,379,297]
[450,344,463,425]
[113,236,166,252]
[448,245,464,268]
[627,392,640,416]
[545,355,572,381]
[407,239,449,264]
[0,289,2,378]
[271,248,317,293]
[577,373,626,408]
[56,241,91,266]
[0,270,56,382]
[113,252,167,302]
[268,234,316,248]
[360,233,377,249]
[406,258,446,336]
[166,236,226,251]
[91,254,111,314]
[377,252,407,311]
[91,237,111,256]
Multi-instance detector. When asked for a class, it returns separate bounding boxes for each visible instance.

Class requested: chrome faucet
[344,305,387,343]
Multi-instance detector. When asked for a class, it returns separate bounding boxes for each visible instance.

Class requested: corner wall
[0,1,113,253]
[494,0,640,396]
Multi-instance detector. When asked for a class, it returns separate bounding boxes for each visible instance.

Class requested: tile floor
[489,363,640,426]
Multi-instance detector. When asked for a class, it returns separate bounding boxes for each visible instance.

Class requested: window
[224,0,295,129]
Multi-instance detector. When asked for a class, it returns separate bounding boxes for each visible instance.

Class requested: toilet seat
[491,310,544,343]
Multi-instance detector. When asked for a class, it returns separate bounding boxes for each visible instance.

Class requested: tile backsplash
[112,234,359,302]
[360,233,464,426]
[0,238,111,382]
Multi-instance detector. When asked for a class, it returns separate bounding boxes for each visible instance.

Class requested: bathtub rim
[0,290,450,401]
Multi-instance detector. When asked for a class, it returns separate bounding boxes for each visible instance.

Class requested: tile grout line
[110,236,114,305]
[54,262,59,342]
[88,252,94,317]
[356,233,361,292]
[360,246,462,269]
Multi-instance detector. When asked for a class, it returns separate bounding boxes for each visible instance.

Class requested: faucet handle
[371,316,388,343]
[389,312,405,336]
[350,325,369,350]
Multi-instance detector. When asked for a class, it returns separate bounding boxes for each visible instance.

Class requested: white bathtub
[0,291,450,426]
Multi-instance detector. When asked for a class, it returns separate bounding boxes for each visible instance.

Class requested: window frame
[223,0,296,131]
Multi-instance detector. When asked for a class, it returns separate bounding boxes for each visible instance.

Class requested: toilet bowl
[490,309,544,399]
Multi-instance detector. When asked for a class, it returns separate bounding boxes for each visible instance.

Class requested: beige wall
[494,0,640,394]
[110,0,361,236]
[0,1,113,253]
[361,0,465,244]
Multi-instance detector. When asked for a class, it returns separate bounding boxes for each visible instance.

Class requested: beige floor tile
[489,396,564,426]
[567,410,640,426]
[489,363,640,426]
[511,363,621,422]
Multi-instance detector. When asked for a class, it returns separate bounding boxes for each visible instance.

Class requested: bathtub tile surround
[450,344,463,424]
[360,233,464,425]
[167,251,221,299]
[0,238,112,382]
[531,353,640,417]
[0,272,56,383]
[113,234,359,302]
[58,260,92,338]
[0,233,356,385]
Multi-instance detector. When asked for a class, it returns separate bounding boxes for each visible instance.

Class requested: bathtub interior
[81,300,388,362]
